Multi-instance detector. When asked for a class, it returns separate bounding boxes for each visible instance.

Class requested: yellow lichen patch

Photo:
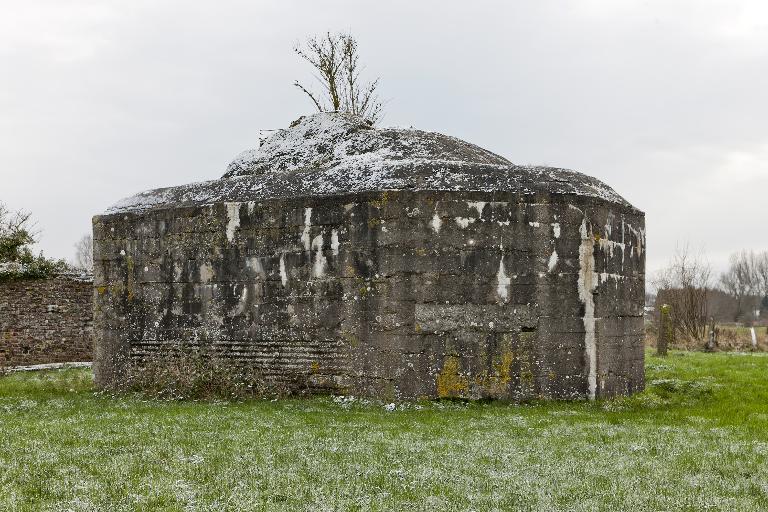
[96,286,108,295]
[340,330,360,348]
[496,351,514,385]
[310,361,320,373]
[436,356,469,398]
[475,350,514,397]
[370,191,390,209]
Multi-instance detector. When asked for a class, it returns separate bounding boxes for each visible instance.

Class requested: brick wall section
[0,276,93,367]
[93,190,645,400]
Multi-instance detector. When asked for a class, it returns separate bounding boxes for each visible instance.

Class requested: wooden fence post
[658,304,671,357]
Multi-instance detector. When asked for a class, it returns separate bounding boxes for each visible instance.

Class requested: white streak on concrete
[497,259,511,302]
[301,207,312,251]
[551,222,561,238]
[279,254,288,286]
[331,229,340,256]
[199,263,215,283]
[604,212,614,238]
[578,218,598,400]
[246,256,265,277]
[529,221,541,227]
[621,217,626,271]
[430,213,442,233]
[466,201,487,217]
[626,224,646,257]
[230,285,249,317]
[225,202,240,242]
[455,217,475,229]
[312,234,326,278]
[548,250,559,272]
[598,238,625,259]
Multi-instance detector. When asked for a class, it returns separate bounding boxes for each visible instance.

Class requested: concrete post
[705,317,717,352]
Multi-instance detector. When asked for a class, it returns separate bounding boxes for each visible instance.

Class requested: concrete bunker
[93,113,645,400]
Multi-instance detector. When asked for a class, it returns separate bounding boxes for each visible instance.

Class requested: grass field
[1,351,768,511]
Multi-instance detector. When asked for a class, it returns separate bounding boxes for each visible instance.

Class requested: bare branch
[293,31,383,122]
[293,81,324,112]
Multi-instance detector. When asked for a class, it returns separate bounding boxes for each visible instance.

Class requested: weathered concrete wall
[0,276,93,367]
[93,190,645,400]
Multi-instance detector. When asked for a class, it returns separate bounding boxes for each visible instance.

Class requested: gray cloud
[1,0,766,277]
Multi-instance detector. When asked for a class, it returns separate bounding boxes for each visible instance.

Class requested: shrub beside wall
[0,274,93,368]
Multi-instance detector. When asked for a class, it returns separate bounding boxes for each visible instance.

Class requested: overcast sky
[2,0,767,278]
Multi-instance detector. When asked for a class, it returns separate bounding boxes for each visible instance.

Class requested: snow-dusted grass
[1,351,767,511]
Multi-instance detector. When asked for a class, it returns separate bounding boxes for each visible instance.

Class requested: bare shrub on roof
[294,32,383,123]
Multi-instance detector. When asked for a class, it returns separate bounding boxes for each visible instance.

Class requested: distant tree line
[653,246,768,346]
[718,250,768,321]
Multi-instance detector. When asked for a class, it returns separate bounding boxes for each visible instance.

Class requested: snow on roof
[104,112,633,215]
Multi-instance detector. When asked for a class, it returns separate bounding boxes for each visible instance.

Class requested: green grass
[1,352,768,511]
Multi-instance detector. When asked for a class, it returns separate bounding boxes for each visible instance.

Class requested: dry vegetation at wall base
[2,351,768,511]
[645,322,768,352]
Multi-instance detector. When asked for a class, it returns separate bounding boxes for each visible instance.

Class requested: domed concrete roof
[223,112,511,178]
[106,112,634,214]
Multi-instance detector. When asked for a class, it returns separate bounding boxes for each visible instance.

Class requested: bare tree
[719,250,759,322]
[754,251,768,301]
[654,245,712,342]
[74,234,93,272]
[294,32,383,122]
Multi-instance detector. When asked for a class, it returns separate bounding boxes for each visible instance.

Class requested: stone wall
[93,189,645,400]
[0,275,93,367]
